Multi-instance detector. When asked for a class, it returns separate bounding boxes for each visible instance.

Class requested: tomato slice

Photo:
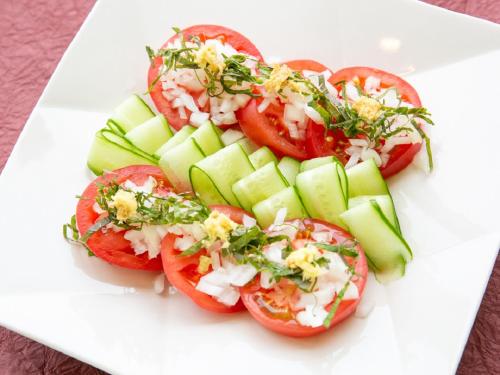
[237,60,332,160]
[310,66,423,178]
[160,205,250,313]
[240,218,368,337]
[148,25,264,130]
[75,165,171,271]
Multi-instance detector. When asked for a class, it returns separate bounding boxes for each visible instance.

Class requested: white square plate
[1,0,499,374]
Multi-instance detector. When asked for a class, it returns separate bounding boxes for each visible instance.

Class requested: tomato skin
[160,205,251,313]
[148,25,264,131]
[321,66,423,178]
[237,60,332,160]
[75,165,171,271]
[237,100,309,160]
[330,67,422,107]
[305,122,349,163]
[240,218,368,337]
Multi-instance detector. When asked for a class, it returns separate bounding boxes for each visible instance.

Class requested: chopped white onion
[190,111,210,127]
[345,82,360,101]
[124,230,148,255]
[197,91,209,107]
[257,98,271,113]
[294,285,336,309]
[174,235,195,251]
[196,278,226,296]
[225,263,258,287]
[218,111,237,125]
[364,76,381,92]
[142,225,163,259]
[284,103,305,125]
[321,69,332,81]
[311,231,333,243]
[196,267,242,306]
[123,177,156,194]
[234,94,251,107]
[162,91,175,101]
[242,214,257,228]
[324,81,338,97]
[361,148,382,166]
[273,207,287,226]
[380,88,400,107]
[267,223,298,240]
[342,281,360,300]
[220,98,236,113]
[304,105,324,125]
[178,106,187,120]
[345,153,361,169]
[172,97,184,109]
[263,241,286,265]
[296,305,328,327]
[216,287,241,306]
[260,270,275,289]
[286,122,300,139]
[123,225,162,259]
[180,93,199,112]
[349,138,369,147]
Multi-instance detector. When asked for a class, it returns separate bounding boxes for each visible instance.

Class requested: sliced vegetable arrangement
[65,24,435,337]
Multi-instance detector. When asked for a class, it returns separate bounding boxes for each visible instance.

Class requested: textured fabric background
[0,0,498,374]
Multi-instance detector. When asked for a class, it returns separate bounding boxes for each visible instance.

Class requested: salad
[64,25,433,337]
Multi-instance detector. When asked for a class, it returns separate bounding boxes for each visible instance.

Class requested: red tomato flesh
[148,25,264,130]
[240,218,368,337]
[75,165,171,271]
[318,66,424,178]
[160,205,250,313]
[237,60,333,160]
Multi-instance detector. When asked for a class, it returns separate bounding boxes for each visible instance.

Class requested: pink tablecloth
[0,0,498,374]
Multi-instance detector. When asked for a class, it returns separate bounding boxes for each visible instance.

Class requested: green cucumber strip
[154,126,196,158]
[232,162,289,212]
[295,163,347,228]
[190,143,255,206]
[249,147,278,169]
[189,167,228,205]
[100,129,157,161]
[87,130,156,175]
[346,159,401,232]
[252,187,308,228]
[347,159,389,197]
[106,119,125,135]
[109,95,155,133]
[277,157,300,185]
[159,138,206,192]
[339,200,412,283]
[125,114,174,154]
[300,156,348,204]
[299,155,343,172]
[237,137,259,154]
[348,195,400,234]
[190,121,224,156]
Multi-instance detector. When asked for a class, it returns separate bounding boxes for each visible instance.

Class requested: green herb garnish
[323,277,352,328]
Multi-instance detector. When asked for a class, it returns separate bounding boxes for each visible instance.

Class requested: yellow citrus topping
[195,44,225,74]
[109,190,137,222]
[197,255,212,274]
[264,64,300,94]
[352,96,383,122]
[202,210,238,247]
[285,245,324,281]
